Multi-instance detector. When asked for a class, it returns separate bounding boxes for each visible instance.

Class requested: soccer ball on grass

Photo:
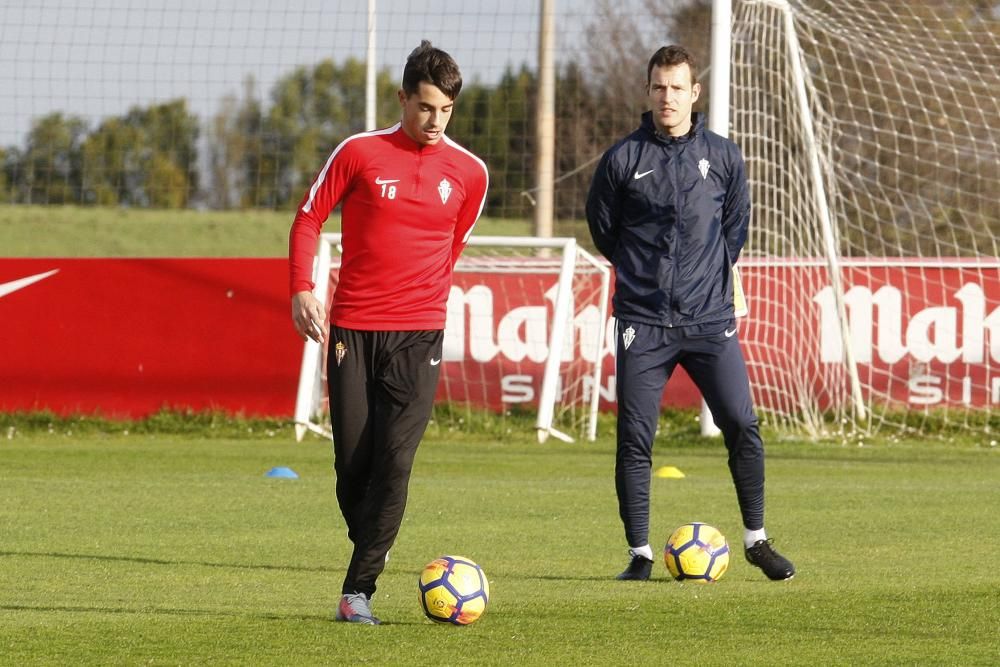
[418,555,490,625]
[664,522,730,583]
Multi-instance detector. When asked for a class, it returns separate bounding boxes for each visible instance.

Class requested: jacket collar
[641,110,705,144]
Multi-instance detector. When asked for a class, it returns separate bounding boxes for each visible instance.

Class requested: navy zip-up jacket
[586,111,750,328]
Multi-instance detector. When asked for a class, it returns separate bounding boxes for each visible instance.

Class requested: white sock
[744,528,767,548]
[629,544,654,561]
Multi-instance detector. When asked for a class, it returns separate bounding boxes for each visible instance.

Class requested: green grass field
[0,204,538,257]
[2,420,998,665]
[3,206,998,663]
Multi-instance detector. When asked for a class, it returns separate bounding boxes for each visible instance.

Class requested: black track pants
[326,326,443,597]
[615,318,765,549]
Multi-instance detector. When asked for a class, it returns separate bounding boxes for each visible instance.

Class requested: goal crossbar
[293,233,610,443]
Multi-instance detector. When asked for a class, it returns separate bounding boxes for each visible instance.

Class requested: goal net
[731,0,1000,436]
[294,234,611,443]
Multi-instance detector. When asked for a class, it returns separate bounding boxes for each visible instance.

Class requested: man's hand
[291,291,327,343]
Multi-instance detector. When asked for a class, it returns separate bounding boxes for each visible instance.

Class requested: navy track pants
[615,318,765,548]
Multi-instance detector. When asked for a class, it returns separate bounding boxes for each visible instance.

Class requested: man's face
[647,63,700,137]
[399,82,454,146]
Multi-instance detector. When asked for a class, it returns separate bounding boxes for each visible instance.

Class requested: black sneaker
[616,550,654,581]
[744,539,796,580]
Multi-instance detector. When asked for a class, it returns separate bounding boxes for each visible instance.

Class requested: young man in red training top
[288,40,488,625]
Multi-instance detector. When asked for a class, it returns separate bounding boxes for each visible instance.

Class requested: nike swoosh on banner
[633,169,655,180]
[724,328,737,338]
[375,177,400,185]
[0,269,60,299]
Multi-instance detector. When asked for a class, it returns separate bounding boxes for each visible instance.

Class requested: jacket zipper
[665,143,681,328]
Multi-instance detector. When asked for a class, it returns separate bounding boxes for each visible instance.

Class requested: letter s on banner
[501,374,534,403]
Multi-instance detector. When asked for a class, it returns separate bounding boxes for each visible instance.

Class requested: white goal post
[730,0,1000,435]
[294,233,611,443]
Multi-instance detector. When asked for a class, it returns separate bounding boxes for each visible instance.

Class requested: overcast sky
[0,0,664,146]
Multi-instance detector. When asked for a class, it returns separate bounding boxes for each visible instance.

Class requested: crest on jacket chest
[698,158,710,180]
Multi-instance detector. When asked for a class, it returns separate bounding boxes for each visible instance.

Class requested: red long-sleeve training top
[289,123,489,331]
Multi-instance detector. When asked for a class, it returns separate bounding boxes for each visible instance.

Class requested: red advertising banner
[0,259,299,417]
[440,267,704,410]
[828,262,1000,407]
[1,258,996,418]
[738,260,1000,411]
[439,259,1000,412]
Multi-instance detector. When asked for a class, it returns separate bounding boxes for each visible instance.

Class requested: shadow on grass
[0,602,426,626]
[2,550,795,583]
[0,603,312,621]
[530,573,654,583]
[1,550,651,584]
[0,549,337,573]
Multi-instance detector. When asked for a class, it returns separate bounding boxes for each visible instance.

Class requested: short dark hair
[646,45,697,87]
[401,40,463,100]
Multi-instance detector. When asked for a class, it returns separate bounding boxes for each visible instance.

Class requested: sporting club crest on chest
[698,158,710,180]
[437,178,453,204]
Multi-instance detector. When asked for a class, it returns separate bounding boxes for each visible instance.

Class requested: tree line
[0,57,644,221]
[0,0,710,221]
[4,0,989,250]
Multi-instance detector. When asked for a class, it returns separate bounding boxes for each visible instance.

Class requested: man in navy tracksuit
[586,45,795,581]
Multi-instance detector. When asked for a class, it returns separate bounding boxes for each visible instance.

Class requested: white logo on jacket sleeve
[633,169,655,180]
[438,178,453,204]
[698,159,710,179]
